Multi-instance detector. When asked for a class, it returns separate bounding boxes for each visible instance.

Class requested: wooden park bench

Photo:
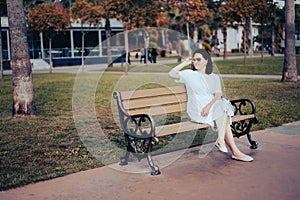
[113,85,258,175]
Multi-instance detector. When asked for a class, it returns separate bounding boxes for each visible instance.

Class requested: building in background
[1,17,123,67]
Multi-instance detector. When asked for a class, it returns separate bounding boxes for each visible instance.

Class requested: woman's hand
[184,57,193,66]
[169,57,193,80]
[201,93,222,117]
[201,104,211,117]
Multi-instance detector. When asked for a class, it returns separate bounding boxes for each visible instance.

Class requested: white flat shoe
[232,155,253,162]
[215,143,228,153]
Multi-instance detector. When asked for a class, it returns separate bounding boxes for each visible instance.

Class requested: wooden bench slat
[123,93,187,110]
[128,102,187,116]
[232,114,255,122]
[155,121,210,137]
[154,114,255,137]
[120,85,186,100]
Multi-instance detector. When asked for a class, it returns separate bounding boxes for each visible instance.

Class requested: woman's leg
[223,117,248,158]
[215,113,252,159]
[215,114,227,147]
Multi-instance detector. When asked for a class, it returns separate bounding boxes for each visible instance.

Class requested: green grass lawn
[106,55,300,75]
[0,56,299,190]
[215,55,300,75]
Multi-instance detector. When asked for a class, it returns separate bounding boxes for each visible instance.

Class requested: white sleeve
[175,70,191,84]
[207,74,222,94]
[214,75,222,94]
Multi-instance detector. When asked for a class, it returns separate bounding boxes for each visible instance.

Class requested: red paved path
[1,121,299,200]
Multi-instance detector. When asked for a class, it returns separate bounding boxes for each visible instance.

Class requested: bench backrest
[118,85,187,116]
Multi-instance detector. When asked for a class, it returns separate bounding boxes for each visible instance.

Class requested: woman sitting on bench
[169,49,253,162]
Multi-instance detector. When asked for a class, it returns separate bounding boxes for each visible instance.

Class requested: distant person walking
[140,48,146,64]
[151,48,158,63]
[121,50,131,66]
[147,49,152,63]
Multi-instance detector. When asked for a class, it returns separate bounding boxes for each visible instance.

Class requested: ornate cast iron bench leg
[119,134,131,166]
[146,139,160,176]
[119,132,160,175]
[247,117,259,149]
[247,132,258,149]
[231,119,258,149]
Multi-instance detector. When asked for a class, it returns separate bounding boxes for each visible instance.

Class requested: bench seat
[154,114,255,137]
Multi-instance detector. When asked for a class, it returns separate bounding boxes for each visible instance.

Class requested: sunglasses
[193,58,202,62]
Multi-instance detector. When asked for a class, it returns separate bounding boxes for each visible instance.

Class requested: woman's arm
[201,92,222,117]
[168,57,192,80]
[201,74,223,117]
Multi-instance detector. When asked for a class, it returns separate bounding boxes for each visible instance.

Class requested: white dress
[176,70,234,126]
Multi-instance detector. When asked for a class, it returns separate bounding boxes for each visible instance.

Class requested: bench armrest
[113,91,156,138]
[230,98,259,148]
[230,98,258,123]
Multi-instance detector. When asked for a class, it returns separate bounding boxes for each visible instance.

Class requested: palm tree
[7,0,36,116]
[282,0,298,82]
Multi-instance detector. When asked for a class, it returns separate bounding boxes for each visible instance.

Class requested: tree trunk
[144,31,149,64]
[245,17,250,56]
[213,29,218,56]
[186,22,191,56]
[177,39,182,63]
[105,18,113,67]
[282,0,298,82]
[261,24,264,63]
[124,25,129,75]
[81,29,85,72]
[0,16,3,82]
[7,0,36,116]
[192,24,198,52]
[243,28,247,65]
[40,32,45,59]
[271,23,275,56]
[222,25,227,60]
[49,37,53,74]
[164,29,170,55]
[297,23,300,40]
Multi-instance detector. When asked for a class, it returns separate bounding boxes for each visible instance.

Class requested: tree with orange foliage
[94,0,120,68]
[219,0,242,60]
[162,0,210,57]
[155,11,170,56]
[27,2,70,73]
[71,0,103,71]
[116,0,162,70]
[219,0,256,63]
[185,0,211,52]
[252,0,278,62]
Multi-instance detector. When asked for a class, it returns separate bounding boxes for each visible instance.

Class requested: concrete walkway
[1,121,299,200]
[5,56,300,80]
